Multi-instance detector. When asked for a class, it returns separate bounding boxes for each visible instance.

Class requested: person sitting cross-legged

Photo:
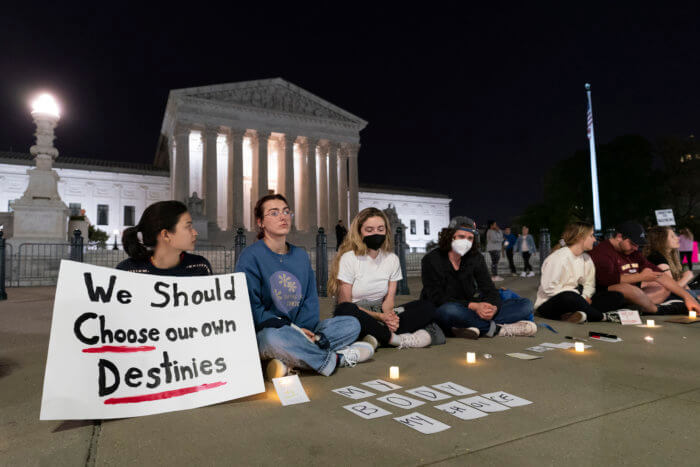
[421,217,537,338]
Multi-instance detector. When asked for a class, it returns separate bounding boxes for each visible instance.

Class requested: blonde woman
[536,222,615,323]
[330,208,436,349]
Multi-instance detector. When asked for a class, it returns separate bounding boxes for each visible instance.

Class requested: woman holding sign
[117,201,213,276]
[329,207,437,350]
[235,194,373,380]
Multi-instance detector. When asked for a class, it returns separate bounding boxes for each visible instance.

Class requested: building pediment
[172,78,366,126]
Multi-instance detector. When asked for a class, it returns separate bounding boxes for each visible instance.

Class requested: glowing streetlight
[31,93,60,118]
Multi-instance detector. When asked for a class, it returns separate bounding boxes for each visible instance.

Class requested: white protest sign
[617,309,643,325]
[332,386,375,400]
[394,412,450,434]
[40,261,264,420]
[655,209,676,226]
[432,382,477,396]
[405,386,452,401]
[361,379,402,392]
[272,374,309,406]
[376,393,425,409]
[343,402,392,419]
[459,396,510,412]
[482,391,532,407]
[434,401,488,420]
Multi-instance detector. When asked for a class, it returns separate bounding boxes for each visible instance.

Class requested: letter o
[202,323,212,337]
[165,328,178,341]
[114,329,126,343]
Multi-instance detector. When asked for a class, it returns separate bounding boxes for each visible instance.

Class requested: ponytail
[121,200,188,261]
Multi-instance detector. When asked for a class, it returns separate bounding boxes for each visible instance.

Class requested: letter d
[98,359,120,397]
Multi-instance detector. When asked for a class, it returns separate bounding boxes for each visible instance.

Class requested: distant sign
[655,209,676,226]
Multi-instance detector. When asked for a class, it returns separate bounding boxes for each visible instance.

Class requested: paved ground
[2,276,700,466]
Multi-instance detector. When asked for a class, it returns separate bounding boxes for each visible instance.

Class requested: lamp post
[113,229,119,250]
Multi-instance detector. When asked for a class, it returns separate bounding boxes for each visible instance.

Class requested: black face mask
[363,234,386,250]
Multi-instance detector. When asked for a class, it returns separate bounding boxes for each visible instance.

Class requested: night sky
[2,4,698,225]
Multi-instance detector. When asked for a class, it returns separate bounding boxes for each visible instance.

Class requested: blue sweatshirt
[503,233,517,251]
[235,239,320,332]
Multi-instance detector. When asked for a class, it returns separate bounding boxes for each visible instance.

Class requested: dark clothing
[335,224,348,250]
[503,233,517,251]
[589,240,661,288]
[680,250,693,270]
[505,248,517,274]
[590,290,626,312]
[488,250,501,276]
[116,252,213,276]
[333,300,436,345]
[420,248,501,309]
[646,251,668,267]
[521,251,533,272]
[537,291,604,322]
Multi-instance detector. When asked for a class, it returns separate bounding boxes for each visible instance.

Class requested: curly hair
[644,226,682,280]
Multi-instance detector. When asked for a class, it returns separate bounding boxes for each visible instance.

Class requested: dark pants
[681,250,693,270]
[488,250,500,276]
[333,300,436,345]
[505,249,516,274]
[590,290,626,312]
[435,297,534,337]
[522,252,532,272]
[537,291,604,322]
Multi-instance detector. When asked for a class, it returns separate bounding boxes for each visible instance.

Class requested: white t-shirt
[337,250,403,303]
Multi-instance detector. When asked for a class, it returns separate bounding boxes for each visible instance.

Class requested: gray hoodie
[486,229,504,252]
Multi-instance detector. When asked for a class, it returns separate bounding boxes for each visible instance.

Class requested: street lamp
[113,229,119,250]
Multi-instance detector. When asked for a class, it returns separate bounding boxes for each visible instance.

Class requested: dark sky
[2,4,698,225]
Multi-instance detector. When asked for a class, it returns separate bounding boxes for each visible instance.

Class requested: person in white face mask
[420,218,537,338]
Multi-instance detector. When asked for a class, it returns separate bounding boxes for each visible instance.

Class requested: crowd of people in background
[116,196,698,380]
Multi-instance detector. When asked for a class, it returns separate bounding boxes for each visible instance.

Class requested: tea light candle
[690,311,697,319]
[389,366,399,379]
[646,319,655,327]
[644,335,654,343]
[466,352,476,364]
[574,341,585,352]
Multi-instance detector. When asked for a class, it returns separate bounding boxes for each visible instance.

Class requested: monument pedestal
[10,200,68,245]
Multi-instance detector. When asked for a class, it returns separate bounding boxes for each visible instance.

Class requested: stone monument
[10,94,69,244]
[187,191,209,241]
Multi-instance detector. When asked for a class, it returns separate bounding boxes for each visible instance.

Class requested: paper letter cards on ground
[40,261,265,420]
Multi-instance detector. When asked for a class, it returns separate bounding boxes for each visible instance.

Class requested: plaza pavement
[1,276,700,466]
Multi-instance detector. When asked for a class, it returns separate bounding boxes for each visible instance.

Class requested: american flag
[586,98,594,140]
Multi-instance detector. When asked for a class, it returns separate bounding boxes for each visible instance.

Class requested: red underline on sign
[82,345,156,353]
[103,381,227,405]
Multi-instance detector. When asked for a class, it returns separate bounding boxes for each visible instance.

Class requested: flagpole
[586,83,602,231]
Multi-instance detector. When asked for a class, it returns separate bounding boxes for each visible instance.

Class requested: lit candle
[646,319,655,327]
[389,366,399,379]
[574,341,585,352]
[690,311,697,319]
[466,352,476,364]
[644,336,654,343]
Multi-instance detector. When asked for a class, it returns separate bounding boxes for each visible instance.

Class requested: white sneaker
[527,271,535,277]
[561,311,587,323]
[497,320,538,337]
[520,272,527,277]
[337,342,375,367]
[397,329,432,349]
[362,334,379,351]
[492,275,504,282]
[265,358,289,380]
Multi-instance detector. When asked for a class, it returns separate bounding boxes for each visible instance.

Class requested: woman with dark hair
[420,218,537,338]
[644,226,697,300]
[235,194,372,379]
[116,200,212,276]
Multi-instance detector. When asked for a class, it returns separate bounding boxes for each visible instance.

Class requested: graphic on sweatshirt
[270,271,303,314]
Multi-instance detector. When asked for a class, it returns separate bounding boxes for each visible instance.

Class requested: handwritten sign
[361,379,402,392]
[432,382,477,396]
[40,261,264,420]
[655,209,675,226]
[617,309,642,325]
[272,375,309,406]
[343,402,392,419]
[376,393,425,409]
[332,386,375,400]
[481,391,532,407]
[394,412,450,434]
[434,401,488,420]
[405,386,451,401]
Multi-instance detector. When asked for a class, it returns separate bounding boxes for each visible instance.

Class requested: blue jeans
[256,316,360,376]
[435,298,534,337]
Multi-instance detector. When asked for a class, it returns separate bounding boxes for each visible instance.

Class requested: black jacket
[420,248,501,308]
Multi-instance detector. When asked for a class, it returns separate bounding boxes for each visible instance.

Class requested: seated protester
[589,221,700,317]
[420,218,537,338]
[644,226,697,298]
[513,225,537,277]
[117,200,213,276]
[235,194,372,379]
[330,208,437,350]
[535,222,616,323]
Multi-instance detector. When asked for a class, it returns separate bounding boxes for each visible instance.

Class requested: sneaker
[492,275,504,282]
[497,320,538,337]
[660,299,684,306]
[520,272,527,277]
[265,358,289,380]
[527,271,535,277]
[656,301,688,315]
[362,334,379,351]
[451,326,480,339]
[602,311,622,323]
[560,311,587,323]
[337,342,375,367]
[397,329,432,349]
[424,322,446,345]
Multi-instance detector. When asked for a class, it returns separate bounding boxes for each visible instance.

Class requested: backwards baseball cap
[449,216,479,235]
[615,221,647,246]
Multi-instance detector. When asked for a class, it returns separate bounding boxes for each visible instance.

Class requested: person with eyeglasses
[235,194,373,380]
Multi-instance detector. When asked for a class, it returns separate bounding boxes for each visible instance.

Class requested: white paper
[394,412,450,434]
[272,374,309,406]
[540,342,571,349]
[40,262,265,420]
[331,385,375,399]
[343,401,392,419]
[361,379,402,392]
[482,391,532,407]
[432,382,477,396]
[376,393,425,409]
[526,345,554,353]
[434,401,488,420]
[506,352,542,360]
[459,396,510,412]
[617,309,642,325]
[405,386,452,401]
